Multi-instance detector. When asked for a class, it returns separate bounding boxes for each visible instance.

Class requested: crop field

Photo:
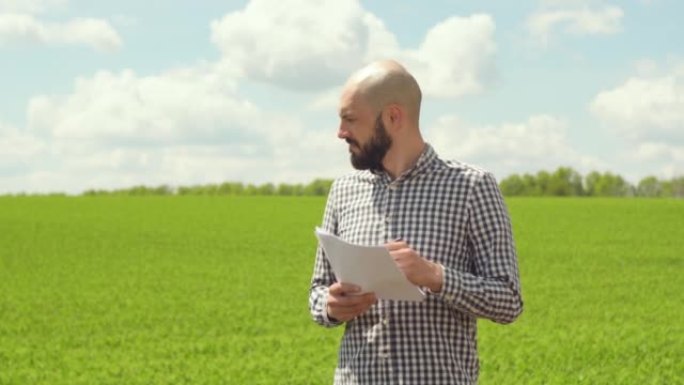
[0,196,682,384]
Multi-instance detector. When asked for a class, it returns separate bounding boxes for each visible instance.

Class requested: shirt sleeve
[433,172,524,324]
[309,181,344,328]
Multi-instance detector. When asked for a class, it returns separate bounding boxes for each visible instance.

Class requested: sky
[1,0,682,194]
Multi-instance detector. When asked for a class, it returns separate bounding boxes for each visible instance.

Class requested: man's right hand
[326,282,377,322]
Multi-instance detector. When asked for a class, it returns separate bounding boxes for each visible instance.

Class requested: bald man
[309,60,523,385]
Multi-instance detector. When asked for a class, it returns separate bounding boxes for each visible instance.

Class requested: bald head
[344,60,422,126]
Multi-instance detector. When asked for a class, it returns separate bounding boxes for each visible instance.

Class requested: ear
[385,104,403,131]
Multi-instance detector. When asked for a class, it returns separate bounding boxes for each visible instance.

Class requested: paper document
[315,228,425,302]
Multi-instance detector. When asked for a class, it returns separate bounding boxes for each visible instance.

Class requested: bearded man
[309,60,523,385]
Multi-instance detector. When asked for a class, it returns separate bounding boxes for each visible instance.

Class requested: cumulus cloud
[426,114,604,178]
[12,58,352,193]
[211,0,495,98]
[526,4,623,45]
[590,65,684,142]
[403,14,496,98]
[621,141,684,180]
[635,142,684,163]
[15,62,266,192]
[0,0,122,53]
[27,64,259,144]
[0,121,46,178]
[0,13,122,52]
[590,63,684,178]
[210,0,398,91]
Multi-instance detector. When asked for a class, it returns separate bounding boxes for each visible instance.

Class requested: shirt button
[388,183,398,190]
[383,318,388,325]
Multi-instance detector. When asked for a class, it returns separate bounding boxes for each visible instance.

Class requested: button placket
[384,182,393,237]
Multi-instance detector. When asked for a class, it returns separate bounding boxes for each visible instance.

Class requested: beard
[347,114,392,172]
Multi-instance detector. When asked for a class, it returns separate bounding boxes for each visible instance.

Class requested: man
[309,60,523,385]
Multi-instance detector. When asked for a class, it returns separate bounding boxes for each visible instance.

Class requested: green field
[1,196,682,384]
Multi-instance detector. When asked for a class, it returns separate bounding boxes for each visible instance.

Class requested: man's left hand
[386,241,443,293]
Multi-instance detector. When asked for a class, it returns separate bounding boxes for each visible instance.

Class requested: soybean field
[0,196,682,384]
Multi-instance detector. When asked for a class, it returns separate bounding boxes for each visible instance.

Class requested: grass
[0,196,682,384]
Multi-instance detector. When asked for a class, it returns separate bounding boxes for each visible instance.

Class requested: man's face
[347,114,392,171]
[338,89,393,172]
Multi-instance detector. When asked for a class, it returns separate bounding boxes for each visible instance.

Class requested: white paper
[315,228,425,302]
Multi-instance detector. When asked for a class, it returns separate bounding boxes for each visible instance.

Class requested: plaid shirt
[309,144,523,385]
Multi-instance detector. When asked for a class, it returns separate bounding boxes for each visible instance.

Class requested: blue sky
[1,0,682,193]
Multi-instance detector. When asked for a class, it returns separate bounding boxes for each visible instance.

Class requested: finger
[385,241,409,251]
[329,282,361,295]
[328,295,376,321]
[389,248,414,262]
[336,297,376,319]
[329,292,375,307]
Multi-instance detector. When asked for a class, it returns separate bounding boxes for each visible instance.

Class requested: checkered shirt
[309,144,523,385]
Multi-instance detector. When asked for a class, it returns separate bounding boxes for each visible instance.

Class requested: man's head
[338,60,422,172]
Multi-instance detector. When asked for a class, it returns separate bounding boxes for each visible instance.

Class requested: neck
[382,135,426,180]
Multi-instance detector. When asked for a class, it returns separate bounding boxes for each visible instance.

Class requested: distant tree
[585,171,630,197]
[178,185,203,195]
[499,174,525,196]
[675,177,684,198]
[152,185,173,195]
[291,184,306,196]
[535,171,551,196]
[277,183,295,196]
[663,176,684,198]
[305,179,334,196]
[637,176,663,197]
[257,183,276,195]
[548,167,584,196]
[521,174,537,196]
[244,184,258,195]
[83,189,108,196]
[584,171,601,196]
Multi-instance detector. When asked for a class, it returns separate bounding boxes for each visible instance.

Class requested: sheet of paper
[315,228,425,302]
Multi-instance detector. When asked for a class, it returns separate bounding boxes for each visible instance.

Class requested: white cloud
[10,57,352,193]
[14,62,271,193]
[0,122,47,179]
[28,64,268,146]
[210,0,398,91]
[27,64,259,144]
[526,5,623,45]
[403,14,496,98]
[635,142,684,164]
[590,62,684,179]
[590,65,684,143]
[0,13,122,52]
[427,114,604,178]
[211,0,495,98]
[625,142,684,180]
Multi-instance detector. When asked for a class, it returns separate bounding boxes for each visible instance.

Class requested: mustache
[345,138,359,147]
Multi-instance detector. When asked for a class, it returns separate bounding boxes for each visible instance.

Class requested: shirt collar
[370,143,438,184]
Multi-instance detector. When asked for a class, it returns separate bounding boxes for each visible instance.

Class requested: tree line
[80,168,684,198]
[2,168,682,198]
[81,179,335,197]
[499,167,684,198]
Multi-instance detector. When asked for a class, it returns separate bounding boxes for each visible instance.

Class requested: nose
[337,121,349,140]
